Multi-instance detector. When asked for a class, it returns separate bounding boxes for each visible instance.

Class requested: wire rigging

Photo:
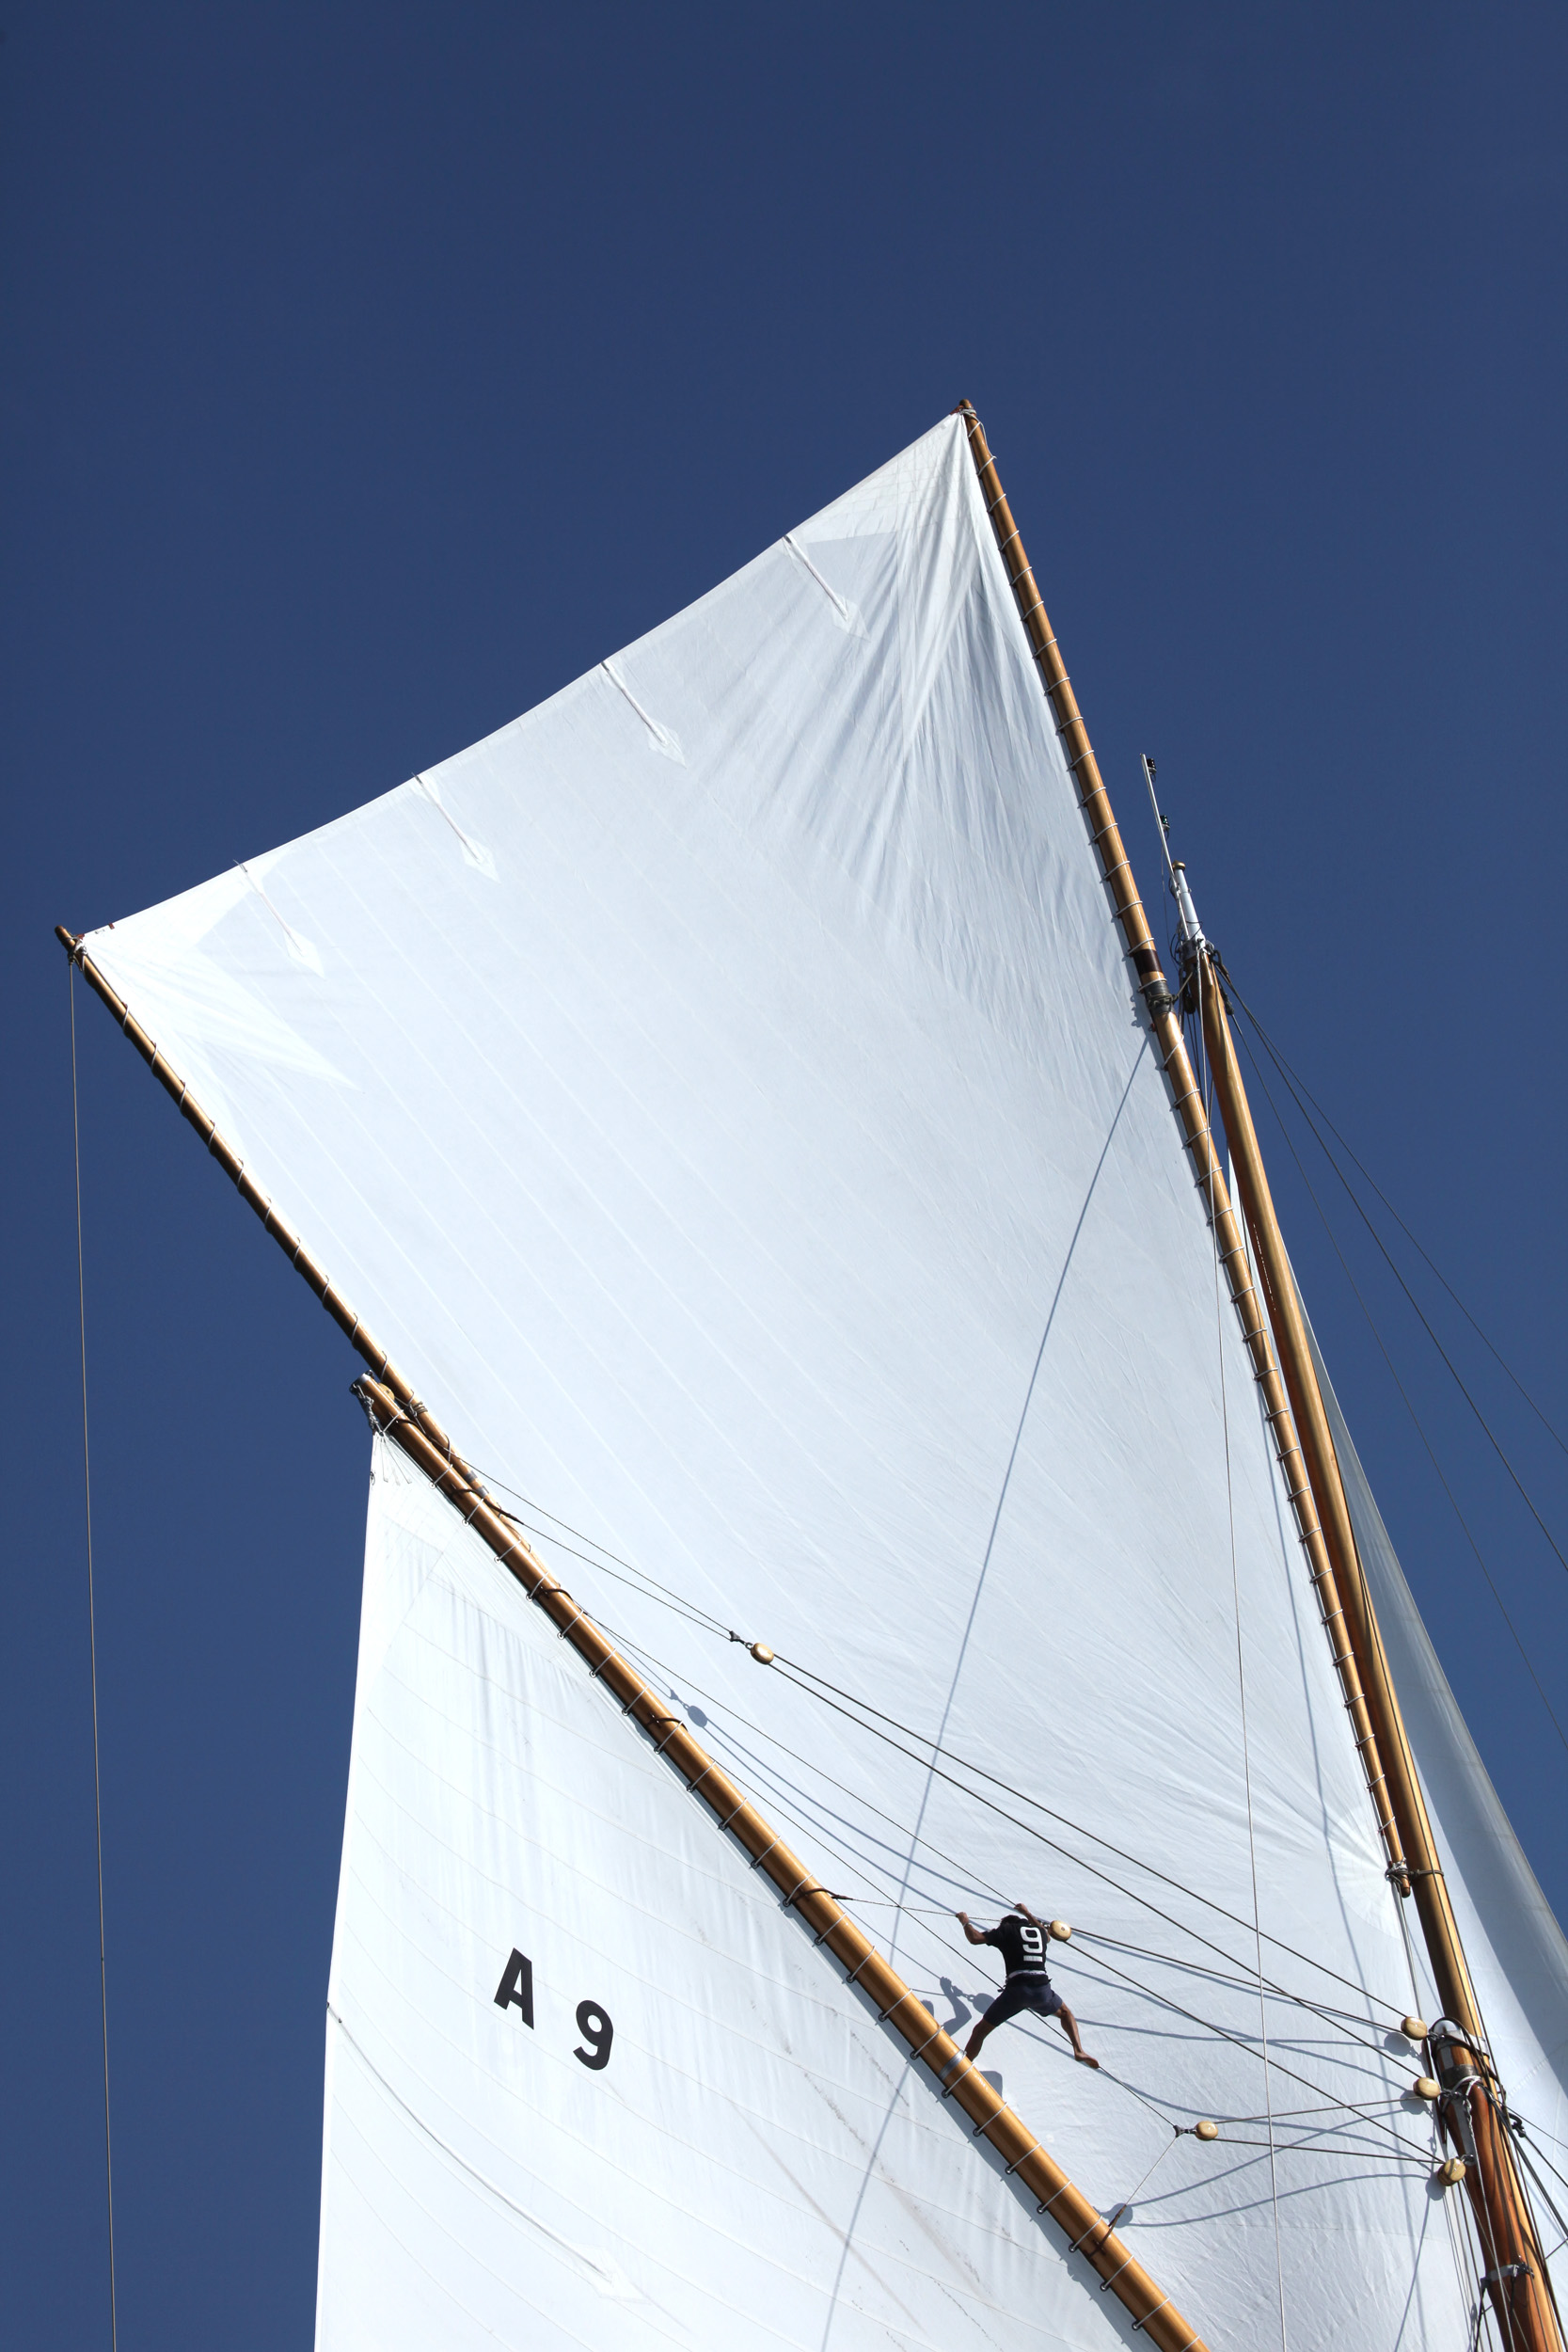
[1198,952,1288,2352]
[71,963,119,2352]
[1232,996,1568,1465]
[466,1458,1425,2031]
[1234,1029,1568,1764]
[589,1611,1435,2161]
[1230,987,1568,1582]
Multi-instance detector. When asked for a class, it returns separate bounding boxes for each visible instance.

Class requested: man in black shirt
[956,1901,1099,2067]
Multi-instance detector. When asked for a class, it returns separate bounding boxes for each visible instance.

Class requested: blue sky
[5,5,1565,2344]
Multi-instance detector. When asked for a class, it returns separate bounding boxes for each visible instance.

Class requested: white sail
[1310,1331,1568,2261]
[83,415,1537,2346]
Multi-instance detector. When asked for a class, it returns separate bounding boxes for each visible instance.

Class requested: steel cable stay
[587,1610,1440,2164]
[1234,1027,1568,1765]
[465,1461,1427,2032]
[1225,989,1568,1467]
[1227,986,1568,1581]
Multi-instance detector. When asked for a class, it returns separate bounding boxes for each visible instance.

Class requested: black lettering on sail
[494,1948,534,2026]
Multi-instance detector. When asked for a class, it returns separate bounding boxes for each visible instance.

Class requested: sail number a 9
[494,1947,614,2071]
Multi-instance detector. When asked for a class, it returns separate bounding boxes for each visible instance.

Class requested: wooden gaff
[56,925,1211,2352]
[1197,963,1562,2352]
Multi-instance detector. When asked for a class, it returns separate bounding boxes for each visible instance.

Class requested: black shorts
[979,1975,1063,2029]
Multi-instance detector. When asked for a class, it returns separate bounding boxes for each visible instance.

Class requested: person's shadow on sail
[936,1977,976,2034]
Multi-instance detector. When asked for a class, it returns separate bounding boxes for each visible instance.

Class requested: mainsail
[74,415,1567,2348]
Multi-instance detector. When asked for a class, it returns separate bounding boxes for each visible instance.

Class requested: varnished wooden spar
[952,407,1410,1883]
[56,923,1212,2352]
[947,413,1561,2352]
[1197,967,1563,2352]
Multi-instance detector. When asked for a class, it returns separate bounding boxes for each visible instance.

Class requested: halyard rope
[71,959,119,2352]
[1197,949,1288,2352]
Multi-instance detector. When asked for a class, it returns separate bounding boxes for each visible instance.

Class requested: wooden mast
[56,924,1212,2352]
[950,406,1561,2352]
[952,405,1408,1877]
[1196,959,1562,2352]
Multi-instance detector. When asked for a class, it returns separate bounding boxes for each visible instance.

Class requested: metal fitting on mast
[1169,861,1206,956]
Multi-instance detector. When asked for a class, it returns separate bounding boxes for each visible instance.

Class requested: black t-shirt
[983,1915,1053,1979]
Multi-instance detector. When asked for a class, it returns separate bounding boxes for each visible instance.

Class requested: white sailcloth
[1310,1330,1568,2249]
[84,416,1551,2347]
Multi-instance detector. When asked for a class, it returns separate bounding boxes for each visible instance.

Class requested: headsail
[1310,1324,1568,2185]
[78,416,1551,2346]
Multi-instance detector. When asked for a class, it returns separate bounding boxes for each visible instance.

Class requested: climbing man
[956,1901,1099,2068]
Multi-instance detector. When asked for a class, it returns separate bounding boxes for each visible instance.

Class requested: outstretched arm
[955,1910,989,1947]
[1014,1900,1043,1930]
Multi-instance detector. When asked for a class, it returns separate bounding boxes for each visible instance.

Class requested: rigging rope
[71,962,119,2352]
[1235,1028,1568,1764]
[587,1608,1435,2161]
[466,1454,1429,2030]
[1197,951,1288,2352]
[1229,993,1568,1464]
[1230,987,1568,1581]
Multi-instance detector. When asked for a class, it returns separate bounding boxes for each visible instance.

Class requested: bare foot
[1074,2052,1101,2069]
